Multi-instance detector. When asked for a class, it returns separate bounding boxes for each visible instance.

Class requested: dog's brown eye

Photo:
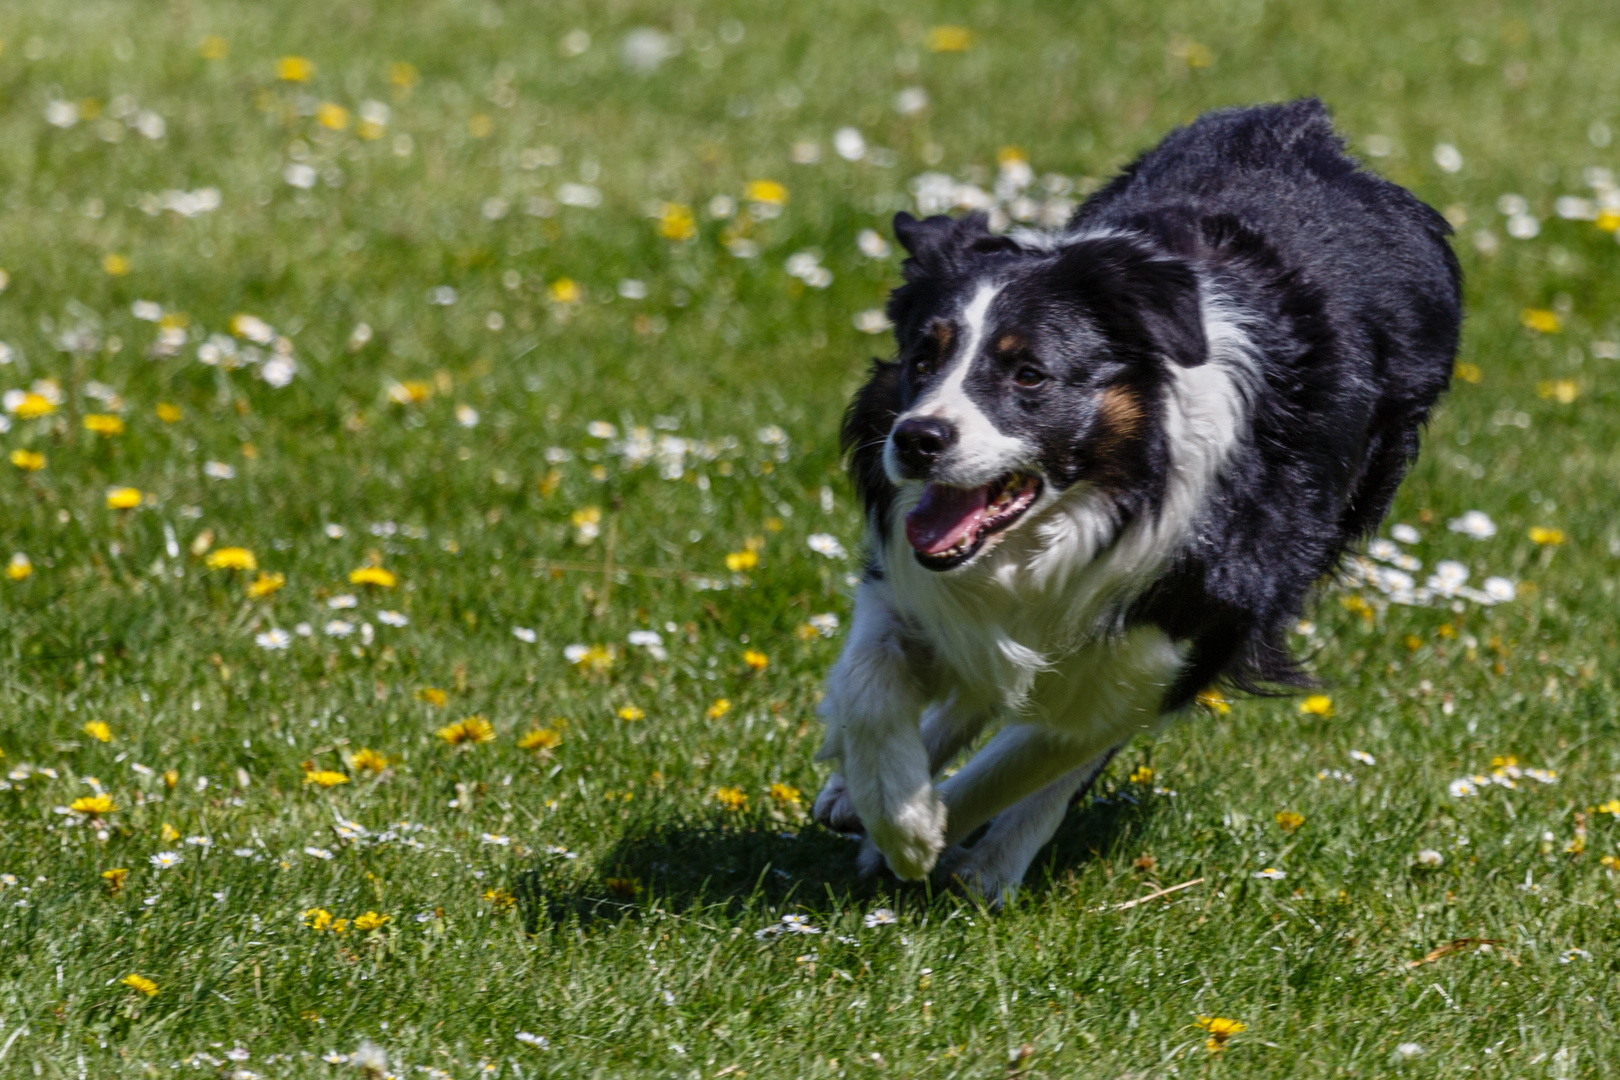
[1014,366,1045,387]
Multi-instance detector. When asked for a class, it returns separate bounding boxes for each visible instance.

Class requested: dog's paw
[864,787,948,880]
[855,836,888,879]
[813,774,865,835]
[935,841,1026,908]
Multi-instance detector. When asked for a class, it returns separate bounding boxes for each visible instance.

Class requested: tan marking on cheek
[1087,386,1147,486]
[930,322,955,353]
[1097,386,1145,439]
[996,333,1023,354]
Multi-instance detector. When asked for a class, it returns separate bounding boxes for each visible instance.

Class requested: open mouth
[905,472,1043,570]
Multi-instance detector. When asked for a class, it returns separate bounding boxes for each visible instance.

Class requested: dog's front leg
[814,581,945,879]
[814,692,988,835]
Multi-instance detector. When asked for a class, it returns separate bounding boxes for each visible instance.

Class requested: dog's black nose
[891,416,957,475]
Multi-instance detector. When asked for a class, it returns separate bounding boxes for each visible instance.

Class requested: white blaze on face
[885,281,1034,487]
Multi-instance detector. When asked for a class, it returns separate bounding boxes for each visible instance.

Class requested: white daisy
[255,629,292,650]
[149,851,183,869]
[1448,510,1496,539]
[807,534,847,559]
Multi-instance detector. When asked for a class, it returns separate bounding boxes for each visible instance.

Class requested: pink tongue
[905,483,990,555]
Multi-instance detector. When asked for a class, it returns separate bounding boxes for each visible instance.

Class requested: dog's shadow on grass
[518,790,1163,928]
[516,815,880,929]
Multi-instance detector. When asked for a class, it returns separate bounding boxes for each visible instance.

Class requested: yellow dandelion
[352,911,389,932]
[330,918,349,934]
[160,823,180,842]
[1454,362,1483,384]
[570,505,601,527]
[715,786,748,811]
[162,770,178,789]
[438,716,495,746]
[415,686,448,707]
[247,571,285,598]
[1598,209,1620,233]
[347,748,390,773]
[303,769,349,788]
[388,61,419,93]
[6,553,30,581]
[1195,1016,1246,1052]
[1597,800,1620,816]
[1275,810,1304,832]
[121,974,159,997]
[9,449,45,471]
[276,55,314,82]
[706,698,732,720]
[198,35,228,60]
[743,649,769,671]
[102,253,130,276]
[155,402,182,423]
[617,705,645,721]
[1603,854,1620,871]
[570,644,615,673]
[769,782,801,806]
[83,720,113,743]
[744,180,788,206]
[604,877,640,897]
[205,547,257,571]
[349,565,397,587]
[1196,689,1231,714]
[484,887,516,912]
[1299,694,1334,717]
[1520,308,1562,334]
[71,794,116,815]
[1128,765,1154,784]
[316,102,349,130]
[926,25,975,52]
[106,486,142,509]
[1528,526,1564,546]
[657,203,697,242]
[517,727,561,751]
[83,413,125,436]
[549,278,581,304]
[391,380,432,404]
[1537,379,1579,404]
[724,549,758,572]
[102,867,130,893]
[303,907,333,931]
[14,393,56,419]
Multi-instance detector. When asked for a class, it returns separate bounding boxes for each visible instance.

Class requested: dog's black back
[1077,99,1461,700]
[843,99,1461,710]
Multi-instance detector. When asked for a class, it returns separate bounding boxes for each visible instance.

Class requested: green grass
[3,0,1620,1076]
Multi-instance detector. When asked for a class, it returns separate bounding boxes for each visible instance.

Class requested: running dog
[812,99,1461,902]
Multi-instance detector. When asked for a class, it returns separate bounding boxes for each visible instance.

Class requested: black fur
[841,98,1461,702]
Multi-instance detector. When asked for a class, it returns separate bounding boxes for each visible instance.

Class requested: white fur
[882,282,1034,489]
[817,275,1260,889]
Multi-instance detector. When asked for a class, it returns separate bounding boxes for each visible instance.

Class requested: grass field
[4,1,1620,1076]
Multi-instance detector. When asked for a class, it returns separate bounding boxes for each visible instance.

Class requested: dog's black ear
[1058,238,1208,368]
[893,211,968,267]
[1132,256,1207,368]
[893,211,1018,277]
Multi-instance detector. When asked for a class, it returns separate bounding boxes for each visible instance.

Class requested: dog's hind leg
[814,692,989,835]
[936,747,1118,907]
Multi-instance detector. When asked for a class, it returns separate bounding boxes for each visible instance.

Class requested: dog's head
[845,211,1209,571]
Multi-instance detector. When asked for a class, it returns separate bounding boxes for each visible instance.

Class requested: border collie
[811,99,1461,902]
